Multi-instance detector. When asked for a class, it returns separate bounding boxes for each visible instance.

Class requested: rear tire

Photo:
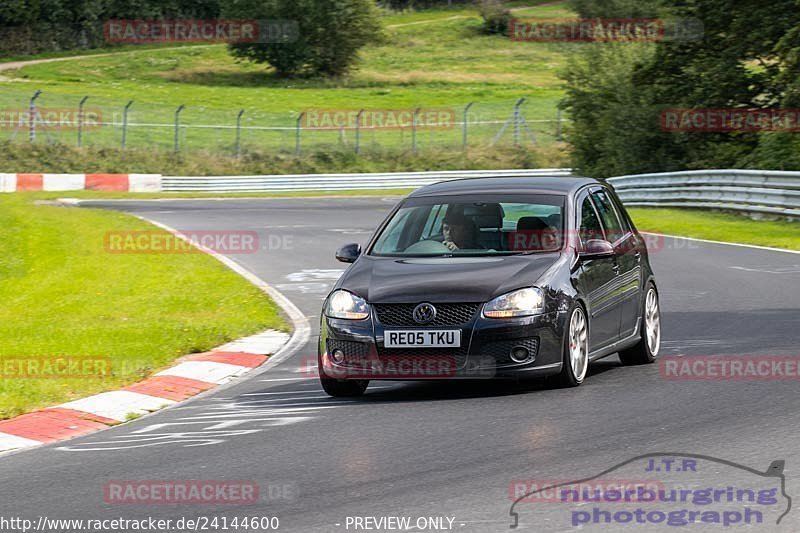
[619,283,660,365]
[555,304,589,387]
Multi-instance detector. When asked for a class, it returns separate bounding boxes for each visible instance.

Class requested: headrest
[461,203,504,228]
[517,216,550,231]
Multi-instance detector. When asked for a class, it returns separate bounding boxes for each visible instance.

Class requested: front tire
[556,305,589,387]
[318,358,369,397]
[619,283,661,365]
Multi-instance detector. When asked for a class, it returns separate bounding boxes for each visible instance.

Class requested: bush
[223,0,383,77]
[476,0,511,35]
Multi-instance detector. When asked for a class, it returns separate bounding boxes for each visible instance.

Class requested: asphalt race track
[1,197,799,532]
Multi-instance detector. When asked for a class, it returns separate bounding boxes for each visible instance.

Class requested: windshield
[370,194,566,257]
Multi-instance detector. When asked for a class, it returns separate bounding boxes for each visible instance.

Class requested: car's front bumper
[319,310,566,380]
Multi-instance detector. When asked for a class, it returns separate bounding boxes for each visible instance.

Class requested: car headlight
[325,290,370,320]
[483,287,544,318]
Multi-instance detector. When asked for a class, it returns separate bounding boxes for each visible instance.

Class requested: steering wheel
[404,240,451,254]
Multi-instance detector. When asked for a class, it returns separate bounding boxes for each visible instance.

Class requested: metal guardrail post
[235,109,245,158]
[462,102,474,150]
[122,100,133,149]
[513,98,525,147]
[77,96,89,147]
[174,104,185,154]
[295,112,305,156]
[556,108,563,141]
[355,109,364,155]
[29,90,42,142]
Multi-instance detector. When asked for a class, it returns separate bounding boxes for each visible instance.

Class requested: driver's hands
[443,241,459,251]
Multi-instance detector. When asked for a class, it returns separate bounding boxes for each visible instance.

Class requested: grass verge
[0,140,571,176]
[0,195,287,419]
[629,208,800,251]
[0,2,573,155]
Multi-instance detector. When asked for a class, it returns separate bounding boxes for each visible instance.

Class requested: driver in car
[442,211,479,251]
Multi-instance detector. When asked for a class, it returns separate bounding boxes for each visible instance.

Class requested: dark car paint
[319,176,657,380]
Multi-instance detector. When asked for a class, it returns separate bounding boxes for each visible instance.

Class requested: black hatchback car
[318,176,660,397]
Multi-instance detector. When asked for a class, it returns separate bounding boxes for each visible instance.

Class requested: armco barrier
[159,169,573,192]
[607,169,800,218]
[0,169,571,193]
[3,168,798,219]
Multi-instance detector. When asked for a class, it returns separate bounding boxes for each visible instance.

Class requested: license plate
[384,330,461,348]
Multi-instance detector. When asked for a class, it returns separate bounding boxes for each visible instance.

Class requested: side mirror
[335,243,361,263]
[580,239,615,259]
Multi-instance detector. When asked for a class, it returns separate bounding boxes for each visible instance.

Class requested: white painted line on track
[643,232,800,255]
[138,217,312,385]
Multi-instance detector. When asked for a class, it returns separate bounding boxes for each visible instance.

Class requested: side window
[591,189,624,243]
[579,196,604,246]
[608,191,633,233]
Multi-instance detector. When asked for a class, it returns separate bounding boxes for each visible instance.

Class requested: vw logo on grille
[413,303,437,325]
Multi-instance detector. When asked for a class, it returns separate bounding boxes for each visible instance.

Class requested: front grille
[376,345,469,358]
[374,303,481,327]
[376,345,469,371]
[479,337,539,362]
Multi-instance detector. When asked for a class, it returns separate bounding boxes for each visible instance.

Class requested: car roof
[408,176,600,198]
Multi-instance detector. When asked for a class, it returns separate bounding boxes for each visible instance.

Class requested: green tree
[561,0,800,175]
[224,0,383,77]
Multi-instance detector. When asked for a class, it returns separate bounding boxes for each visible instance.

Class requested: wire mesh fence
[0,87,568,156]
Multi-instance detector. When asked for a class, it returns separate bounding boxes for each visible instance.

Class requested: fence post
[29,90,42,142]
[235,109,244,158]
[355,109,364,155]
[122,100,133,149]
[295,112,305,156]
[513,97,525,147]
[174,104,185,153]
[77,96,89,147]
[411,107,421,154]
[556,107,563,141]
[462,102,474,150]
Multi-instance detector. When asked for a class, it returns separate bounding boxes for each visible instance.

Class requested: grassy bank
[0,195,287,419]
[629,208,800,251]
[0,140,570,175]
[0,2,573,155]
